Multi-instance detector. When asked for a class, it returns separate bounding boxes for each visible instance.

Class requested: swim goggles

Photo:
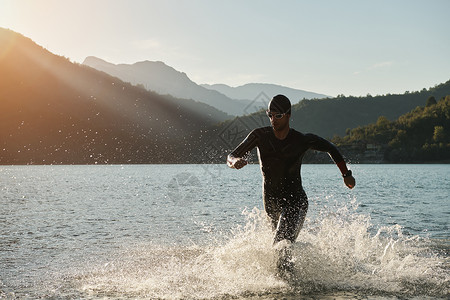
[266,111,287,119]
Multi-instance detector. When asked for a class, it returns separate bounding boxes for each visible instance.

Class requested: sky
[1,0,449,97]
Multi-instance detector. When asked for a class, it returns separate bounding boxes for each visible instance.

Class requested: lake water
[0,164,449,299]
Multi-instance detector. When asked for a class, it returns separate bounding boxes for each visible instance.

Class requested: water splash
[73,204,449,299]
[75,208,284,299]
[292,203,449,297]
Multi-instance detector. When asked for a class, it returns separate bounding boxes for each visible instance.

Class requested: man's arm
[305,133,355,189]
[227,154,248,169]
[336,161,356,189]
[227,130,258,170]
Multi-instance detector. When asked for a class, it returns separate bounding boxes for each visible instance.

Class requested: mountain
[332,95,450,163]
[82,56,253,116]
[0,28,229,164]
[288,83,450,138]
[194,80,450,163]
[3,28,448,165]
[201,83,329,103]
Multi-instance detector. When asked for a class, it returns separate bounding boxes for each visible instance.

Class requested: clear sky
[1,0,449,97]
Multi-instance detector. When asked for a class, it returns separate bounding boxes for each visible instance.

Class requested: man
[227,94,355,272]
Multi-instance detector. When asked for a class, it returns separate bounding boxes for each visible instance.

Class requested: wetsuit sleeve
[229,130,258,158]
[304,133,344,163]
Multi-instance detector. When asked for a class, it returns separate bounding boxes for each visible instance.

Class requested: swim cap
[268,94,291,113]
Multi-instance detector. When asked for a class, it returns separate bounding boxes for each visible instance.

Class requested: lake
[0,164,448,299]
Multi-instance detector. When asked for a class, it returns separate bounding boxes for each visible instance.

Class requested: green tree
[333,94,450,162]
[433,126,445,142]
[426,96,437,107]
[376,116,390,128]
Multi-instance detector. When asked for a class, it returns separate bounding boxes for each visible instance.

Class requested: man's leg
[273,200,308,276]
[273,200,308,244]
[263,194,281,231]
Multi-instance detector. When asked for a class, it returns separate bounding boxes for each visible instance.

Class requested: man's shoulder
[290,129,324,142]
[247,127,272,142]
[251,126,272,135]
[290,128,306,138]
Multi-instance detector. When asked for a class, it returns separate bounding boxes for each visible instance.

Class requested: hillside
[202,83,329,103]
[193,81,450,164]
[0,28,229,164]
[82,56,252,116]
[2,28,449,165]
[221,81,450,139]
[290,83,450,139]
[332,95,450,163]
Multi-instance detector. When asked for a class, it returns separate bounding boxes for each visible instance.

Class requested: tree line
[331,95,450,163]
[2,28,449,164]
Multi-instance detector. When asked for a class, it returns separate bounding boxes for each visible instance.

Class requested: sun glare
[0,29,18,61]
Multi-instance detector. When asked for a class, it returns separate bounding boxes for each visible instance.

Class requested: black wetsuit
[230,127,345,244]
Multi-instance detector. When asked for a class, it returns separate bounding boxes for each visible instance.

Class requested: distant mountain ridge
[83,56,251,116]
[2,28,448,165]
[0,28,230,164]
[83,56,328,116]
[201,83,329,103]
[193,80,450,163]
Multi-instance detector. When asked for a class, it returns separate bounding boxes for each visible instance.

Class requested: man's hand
[344,175,356,189]
[227,155,248,169]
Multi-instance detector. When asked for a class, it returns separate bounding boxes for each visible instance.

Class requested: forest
[1,28,449,164]
[331,96,450,163]
[195,81,450,164]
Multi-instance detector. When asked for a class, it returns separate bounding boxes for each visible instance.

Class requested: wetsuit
[229,126,345,244]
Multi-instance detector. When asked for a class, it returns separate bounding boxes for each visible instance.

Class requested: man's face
[267,111,290,131]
